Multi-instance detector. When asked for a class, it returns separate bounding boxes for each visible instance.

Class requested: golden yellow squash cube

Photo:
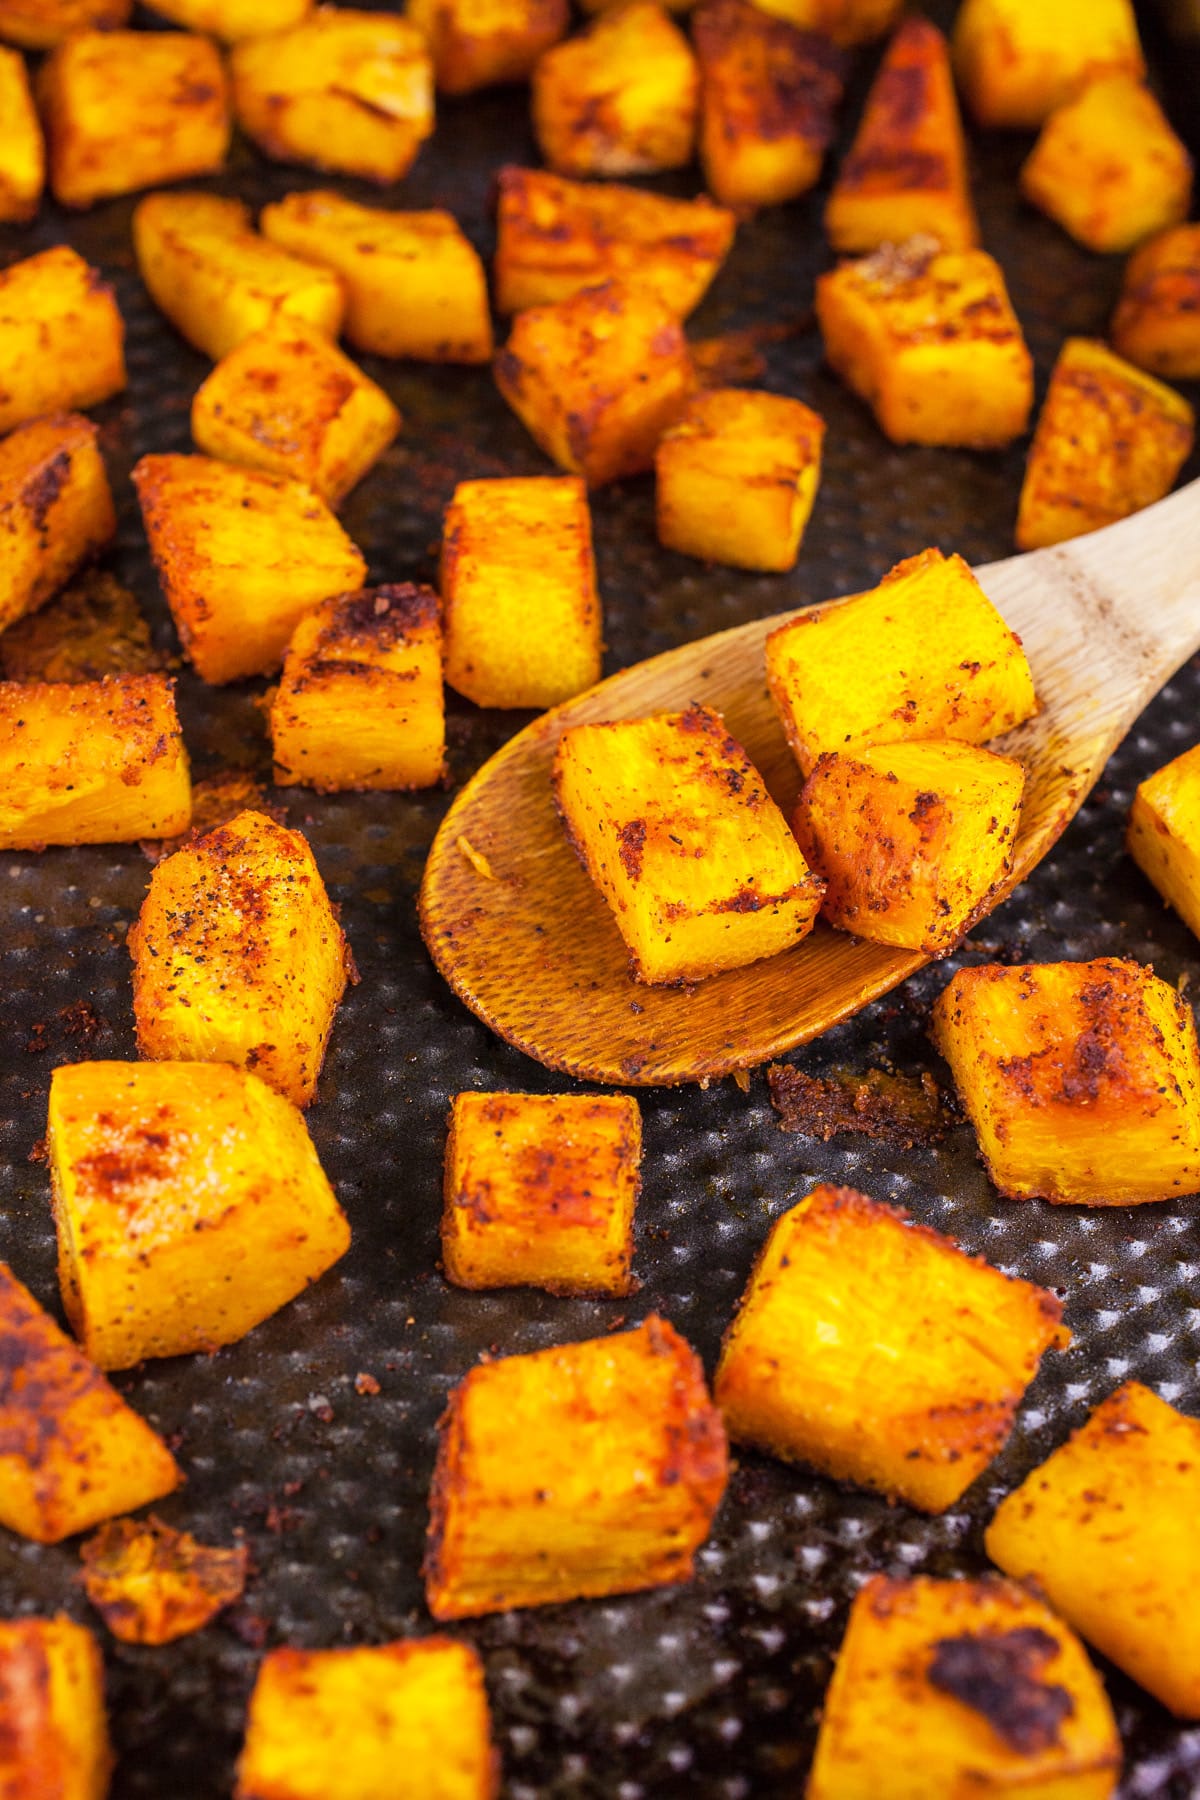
[1128,742,1200,943]
[408,0,566,94]
[816,238,1033,447]
[440,475,600,708]
[532,1,699,177]
[424,1315,727,1618]
[231,9,434,185]
[442,1091,640,1296]
[38,30,231,210]
[0,0,127,46]
[260,192,491,363]
[552,703,824,984]
[1111,223,1200,381]
[715,1184,1065,1512]
[0,414,116,637]
[81,1516,247,1646]
[655,386,824,572]
[1020,76,1193,257]
[0,1618,113,1800]
[0,45,42,222]
[236,1639,498,1800]
[0,246,125,436]
[808,1575,1121,1800]
[953,0,1145,129]
[142,0,311,39]
[271,583,446,791]
[745,0,901,47]
[765,548,1038,778]
[930,957,1200,1204]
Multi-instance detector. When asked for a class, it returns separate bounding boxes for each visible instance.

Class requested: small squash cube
[424,1315,727,1618]
[81,1516,247,1645]
[442,1091,640,1296]
[655,386,824,572]
[816,238,1033,447]
[1127,742,1200,943]
[130,809,349,1108]
[260,192,491,363]
[765,548,1038,778]
[1020,76,1193,256]
[38,30,230,210]
[494,279,694,488]
[986,1382,1200,1719]
[134,454,366,685]
[744,0,902,48]
[270,583,446,791]
[0,46,43,222]
[142,0,310,40]
[532,2,699,178]
[236,1639,498,1800]
[1015,338,1194,551]
[0,1618,113,1799]
[0,675,190,851]
[0,414,116,637]
[1111,223,1200,381]
[407,0,566,94]
[231,9,434,185]
[953,0,1145,129]
[808,1575,1121,1800]
[552,703,824,984]
[0,0,127,47]
[440,475,600,708]
[0,1261,181,1543]
[0,247,125,436]
[930,957,1200,1204]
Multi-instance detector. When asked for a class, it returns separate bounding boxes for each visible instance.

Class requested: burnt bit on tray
[768,1063,952,1147]
[0,571,169,684]
[927,1627,1074,1754]
[692,314,814,387]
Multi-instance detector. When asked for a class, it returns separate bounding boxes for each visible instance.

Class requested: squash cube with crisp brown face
[0,46,42,222]
[0,246,125,436]
[0,1618,114,1799]
[0,0,127,46]
[930,957,1200,1204]
[141,0,310,39]
[81,1516,248,1646]
[1127,741,1200,944]
[407,0,567,94]
[953,0,1145,130]
[0,414,116,637]
[532,2,699,178]
[1112,223,1200,381]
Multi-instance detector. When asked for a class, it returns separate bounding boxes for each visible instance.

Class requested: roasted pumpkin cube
[0,1261,181,1543]
[134,454,366,685]
[1128,742,1200,943]
[424,1315,727,1618]
[231,9,434,185]
[142,0,310,39]
[0,1618,113,1799]
[765,548,1038,778]
[655,386,824,572]
[953,0,1145,130]
[808,1574,1121,1800]
[129,809,349,1108]
[260,193,491,363]
[270,583,445,791]
[744,0,902,47]
[442,1091,640,1296]
[0,45,42,222]
[81,1516,247,1646]
[0,414,116,637]
[930,957,1200,1204]
[1111,223,1200,381]
[495,280,693,488]
[0,0,127,47]
[38,30,230,210]
[1020,75,1192,256]
[532,2,699,178]
[408,0,566,94]
[440,475,600,708]
[0,247,125,436]
[236,1639,498,1800]
[816,238,1033,447]
[552,703,824,984]
[0,675,190,851]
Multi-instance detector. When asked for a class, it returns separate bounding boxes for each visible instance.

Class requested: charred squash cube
[424,1315,727,1618]
[0,1618,113,1798]
[930,957,1200,1204]
[141,0,310,39]
[442,1091,640,1296]
[715,1184,1065,1512]
[0,414,116,637]
[0,45,42,223]
[0,0,128,46]
[746,0,902,47]
[1112,223,1200,381]
[532,1,699,178]
[1128,742,1200,944]
[953,0,1145,130]
[0,246,125,435]
[408,0,567,95]
[81,1516,247,1645]
[808,1575,1121,1800]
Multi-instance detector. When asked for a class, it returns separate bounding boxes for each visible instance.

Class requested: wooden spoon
[419,480,1200,1087]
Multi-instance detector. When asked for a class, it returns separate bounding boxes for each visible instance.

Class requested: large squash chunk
[532,1,699,177]
[0,414,116,636]
[1111,223,1200,381]
[953,0,1145,130]
[408,0,566,95]
[81,1516,247,1645]
[141,0,309,39]
[0,45,43,222]
[0,246,125,435]
[1127,742,1200,943]
[130,809,349,1108]
[930,957,1200,1204]
[986,1382,1200,1719]
[0,0,127,46]
[0,1618,113,1799]
[424,1315,727,1618]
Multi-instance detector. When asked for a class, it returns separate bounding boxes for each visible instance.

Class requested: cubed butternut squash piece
[236,1639,498,1800]
[765,548,1038,778]
[552,703,825,984]
[1111,223,1200,381]
[407,0,566,94]
[0,247,125,435]
[1128,742,1200,943]
[129,809,349,1108]
[231,9,434,185]
[0,46,42,222]
[1016,338,1194,551]
[930,957,1200,1204]
[142,0,311,40]
[0,0,127,48]
[0,675,190,850]
[133,454,366,685]
[81,1516,247,1646]
[38,31,230,210]
[192,317,400,505]
[0,1618,113,1799]
[442,1091,640,1296]
[815,238,1033,447]
[794,740,1026,954]
[715,1184,1065,1512]
[808,1575,1121,1800]
[532,2,699,178]
[0,414,116,636]
[655,386,824,572]
[424,1315,727,1618]
[953,0,1145,130]
[1020,76,1192,256]
[494,279,694,488]
[270,583,446,791]
[0,1261,181,1544]
[493,166,735,318]
[440,475,600,708]
[260,193,491,363]
[743,0,902,48]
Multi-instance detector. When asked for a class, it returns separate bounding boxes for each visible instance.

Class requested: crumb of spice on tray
[768,1063,954,1148]
[0,569,168,683]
